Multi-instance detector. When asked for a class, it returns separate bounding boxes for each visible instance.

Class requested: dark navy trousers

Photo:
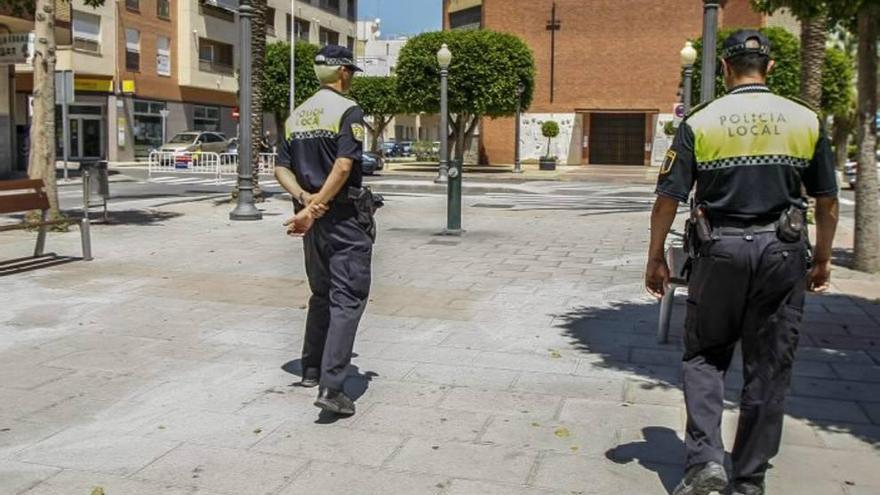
[301,213,373,391]
[683,231,809,485]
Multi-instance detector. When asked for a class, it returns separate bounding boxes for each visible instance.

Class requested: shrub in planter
[540,120,560,170]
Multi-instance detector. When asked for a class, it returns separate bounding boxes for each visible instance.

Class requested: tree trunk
[250,0,267,201]
[832,112,854,171]
[274,112,287,153]
[853,1,880,273]
[28,0,60,218]
[799,12,828,109]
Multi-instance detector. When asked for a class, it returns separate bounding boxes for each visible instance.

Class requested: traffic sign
[232,107,240,120]
[674,103,686,120]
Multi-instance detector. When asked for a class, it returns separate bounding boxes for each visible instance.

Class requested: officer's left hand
[645,257,670,298]
[284,209,315,236]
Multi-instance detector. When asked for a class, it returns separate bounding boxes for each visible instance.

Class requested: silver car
[160,131,229,154]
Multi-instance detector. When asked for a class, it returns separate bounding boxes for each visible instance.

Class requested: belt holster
[347,186,384,242]
[776,206,806,243]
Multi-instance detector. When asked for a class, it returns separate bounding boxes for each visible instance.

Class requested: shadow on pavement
[606,426,684,493]
[89,209,184,226]
[555,294,880,454]
[282,357,378,424]
[0,254,81,276]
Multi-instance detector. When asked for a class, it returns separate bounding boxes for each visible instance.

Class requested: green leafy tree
[541,121,560,159]
[396,30,535,165]
[349,76,402,153]
[0,0,105,220]
[262,41,320,143]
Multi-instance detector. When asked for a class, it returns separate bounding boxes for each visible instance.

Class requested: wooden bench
[0,179,92,261]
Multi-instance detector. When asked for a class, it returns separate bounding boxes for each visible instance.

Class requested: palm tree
[249,0,268,202]
[853,0,880,273]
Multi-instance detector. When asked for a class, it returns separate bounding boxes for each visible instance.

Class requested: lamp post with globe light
[680,41,698,114]
[435,43,452,185]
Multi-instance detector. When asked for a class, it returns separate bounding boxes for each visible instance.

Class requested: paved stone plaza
[1,178,878,494]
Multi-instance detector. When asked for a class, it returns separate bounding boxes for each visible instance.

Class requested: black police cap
[721,30,771,60]
[315,45,363,72]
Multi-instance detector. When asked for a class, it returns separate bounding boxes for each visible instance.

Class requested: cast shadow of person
[606,426,687,494]
[281,357,378,425]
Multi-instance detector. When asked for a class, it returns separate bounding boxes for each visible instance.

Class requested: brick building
[443,0,769,166]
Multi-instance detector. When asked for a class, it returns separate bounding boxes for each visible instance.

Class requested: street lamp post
[700,0,720,103]
[680,41,697,114]
[289,0,296,112]
[514,82,525,174]
[435,44,451,185]
[230,0,263,221]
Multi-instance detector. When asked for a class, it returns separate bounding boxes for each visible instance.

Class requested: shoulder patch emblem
[660,150,677,175]
[351,123,365,142]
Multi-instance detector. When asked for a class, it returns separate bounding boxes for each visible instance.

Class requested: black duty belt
[711,223,777,240]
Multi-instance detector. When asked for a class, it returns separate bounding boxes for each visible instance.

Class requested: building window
[319,28,339,47]
[157,0,171,19]
[133,100,167,157]
[125,28,140,71]
[449,6,481,30]
[287,15,310,42]
[346,36,354,51]
[156,36,171,76]
[125,0,139,11]
[198,38,234,74]
[72,10,101,54]
[346,0,356,22]
[194,105,221,132]
[265,7,275,36]
[318,0,340,15]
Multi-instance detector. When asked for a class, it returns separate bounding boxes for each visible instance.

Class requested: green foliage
[262,41,320,122]
[396,29,535,118]
[750,0,863,26]
[663,120,678,136]
[688,26,853,116]
[821,46,855,116]
[413,141,439,162]
[541,121,560,139]
[349,76,402,120]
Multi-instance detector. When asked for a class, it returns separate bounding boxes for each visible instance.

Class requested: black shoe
[729,482,764,495]
[299,368,320,388]
[673,461,729,495]
[314,387,355,416]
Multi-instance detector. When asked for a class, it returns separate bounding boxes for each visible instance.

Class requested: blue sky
[358,0,441,38]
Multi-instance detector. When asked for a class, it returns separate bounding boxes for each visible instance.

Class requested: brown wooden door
[589,113,646,165]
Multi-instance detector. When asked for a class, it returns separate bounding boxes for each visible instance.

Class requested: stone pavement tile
[480,416,618,457]
[0,361,73,391]
[22,469,194,495]
[443,479,565,495]
[0,461,60,495]
[206,329,300,352]
[623,380,684,407]
[134,443,306,495]
[770,444,880,488]
[791,377,880,402]
[356,380,449,409]
[404,363,520,389]
[629,347,683,367]
[558,399,684,431]
[379,343,480,366]
[846,486,880,495]
[358,326,451,346]
[277,462,446,495]
[785,396,871,424]
[832,363,880,383]
[796,348,875,365]
[573,360,682,385]
[14,427,180,476]
[532,452,679,494]
[0,388,65,421]
[512,373,625,403]
[473,351,579,375]
[353,404,489,442]
[764,475,848,495]
[18,396,120,427]
[252,422,405,468]
[29,369,154,403]
[130,409,286,450]
[811,422,880,452]
[439,388,562,420]
[0,417,64,456]
[609,427,686,465]
[351,358,420,381]
[129,376,269,414]
[719,413,825,449]
[385,437,536,484]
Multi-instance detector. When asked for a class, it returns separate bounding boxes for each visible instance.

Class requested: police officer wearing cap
[275,45,378,417]
[645,30,839,495]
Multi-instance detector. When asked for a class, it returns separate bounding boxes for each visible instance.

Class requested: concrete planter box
[539,157,557,171]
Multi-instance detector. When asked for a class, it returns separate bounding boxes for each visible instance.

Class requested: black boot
[673,461,728,495]
[729,481,764,495]
[299,368,320,388]
[314,387,355,416]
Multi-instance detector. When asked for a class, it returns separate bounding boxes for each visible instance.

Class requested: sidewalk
[1,183,878,495]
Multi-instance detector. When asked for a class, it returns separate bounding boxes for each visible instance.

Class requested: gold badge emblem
[660,150,677,175]
[351,123,365,142]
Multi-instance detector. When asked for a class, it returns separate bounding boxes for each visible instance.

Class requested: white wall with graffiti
[519,113,582,165]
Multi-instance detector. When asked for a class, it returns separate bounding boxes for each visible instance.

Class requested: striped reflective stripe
[289,130,337,140]
[697,154,810,171]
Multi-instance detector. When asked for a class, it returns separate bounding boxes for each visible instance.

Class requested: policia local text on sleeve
[274,45,383,417]
[644,30,840,495]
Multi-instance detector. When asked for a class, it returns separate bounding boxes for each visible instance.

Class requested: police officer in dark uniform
[645,31,839,495]
[275,45,378,417]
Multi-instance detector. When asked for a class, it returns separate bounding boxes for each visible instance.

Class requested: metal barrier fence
[148,151,277,182]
